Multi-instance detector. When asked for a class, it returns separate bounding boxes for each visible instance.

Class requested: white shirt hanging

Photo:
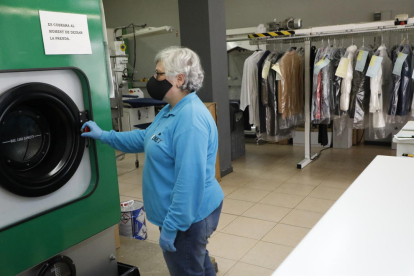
[240,51,265,127]
[370,45,390,129]
[340,45,358,111]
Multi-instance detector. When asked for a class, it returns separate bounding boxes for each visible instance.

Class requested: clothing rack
[248,22,414,169]
[251,26,414,44]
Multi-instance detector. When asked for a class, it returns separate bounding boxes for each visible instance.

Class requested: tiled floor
[116,143,395,276]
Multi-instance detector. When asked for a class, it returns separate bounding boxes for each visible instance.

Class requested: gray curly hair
[155,46,204,92]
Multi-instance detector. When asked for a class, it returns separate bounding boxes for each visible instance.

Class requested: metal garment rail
[248,25,414,169]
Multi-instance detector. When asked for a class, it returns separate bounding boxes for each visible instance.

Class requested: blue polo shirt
[101,92,224,239]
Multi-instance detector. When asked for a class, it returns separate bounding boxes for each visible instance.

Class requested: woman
[82,46,224,276]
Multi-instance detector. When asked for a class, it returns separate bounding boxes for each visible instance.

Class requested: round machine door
[37,255,76,276]
[0,82,86,197]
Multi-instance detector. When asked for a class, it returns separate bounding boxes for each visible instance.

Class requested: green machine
[0,1,121,275]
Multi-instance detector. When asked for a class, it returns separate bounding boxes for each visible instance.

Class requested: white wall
[225,0,414,29]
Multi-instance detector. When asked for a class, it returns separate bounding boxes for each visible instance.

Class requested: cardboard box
[204,103,221,182]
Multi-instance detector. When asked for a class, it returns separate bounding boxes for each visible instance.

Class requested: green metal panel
[0,1,120,275]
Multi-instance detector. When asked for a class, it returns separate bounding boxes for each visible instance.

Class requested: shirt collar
[163,92,197,117]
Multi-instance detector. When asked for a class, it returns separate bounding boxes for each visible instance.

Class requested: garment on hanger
[334,44,357,137]
[277,49,304,128]
[339,45,358,112]
[264,52,279,141]
[309,46,317,104]
[311,46,329,124]
[261,53,277,107]
[257,50,272,135]
[310,45,339,145]
[263,52,293,141]
[387,43,413,119]
[369,45,393,139]
[412,48,414,115]
[331,47,346,117]
[349,46,373,129]
[319,45,343,123]
[263,52,278,141]
[276,52,296,137]
[316,46,344,146]
[323,46,335,115]
[240,50,266,128]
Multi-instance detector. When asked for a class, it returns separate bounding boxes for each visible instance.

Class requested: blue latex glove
[159,230,177,253]
[81,121,103,140]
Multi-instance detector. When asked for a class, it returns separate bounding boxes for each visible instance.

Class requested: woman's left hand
[159,231,177,253]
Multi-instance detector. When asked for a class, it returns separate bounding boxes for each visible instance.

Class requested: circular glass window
[0,109,50,170]
[37,255,76,276]
[0,83,86,197]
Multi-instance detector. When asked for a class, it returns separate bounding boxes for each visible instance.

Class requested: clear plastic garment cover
[311,46,329,124]
[339,45,358,113]
[311,45,346,124]
[331,47,347,118]
[262,51,280,141]
[387,42,413,123]
[334,44,357,137]
[276,48,304,129]
[262,50,294,142]
[369,45,393,139]
[349,46,373,129]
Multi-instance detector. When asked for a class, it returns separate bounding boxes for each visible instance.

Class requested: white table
[393,122,414,157]
[272,156,414,276]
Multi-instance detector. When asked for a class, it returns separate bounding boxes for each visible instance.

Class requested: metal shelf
[249,25,414,45]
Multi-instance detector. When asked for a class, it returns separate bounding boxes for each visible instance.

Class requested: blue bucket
[119,200,147,240]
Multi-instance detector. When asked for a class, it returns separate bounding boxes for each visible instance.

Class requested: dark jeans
[160,201,223,276]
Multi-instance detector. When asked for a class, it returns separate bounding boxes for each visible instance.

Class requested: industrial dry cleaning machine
[0,1,121,275]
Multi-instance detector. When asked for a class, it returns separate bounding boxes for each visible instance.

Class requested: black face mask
[146,76,173,101]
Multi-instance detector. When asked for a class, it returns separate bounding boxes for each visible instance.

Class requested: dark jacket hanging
[257,50,271,134]
[331,47,346,116]
[264,52,279,140]
[387,44,413,116]
[349,46,373,129]
[310,46,317,108]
